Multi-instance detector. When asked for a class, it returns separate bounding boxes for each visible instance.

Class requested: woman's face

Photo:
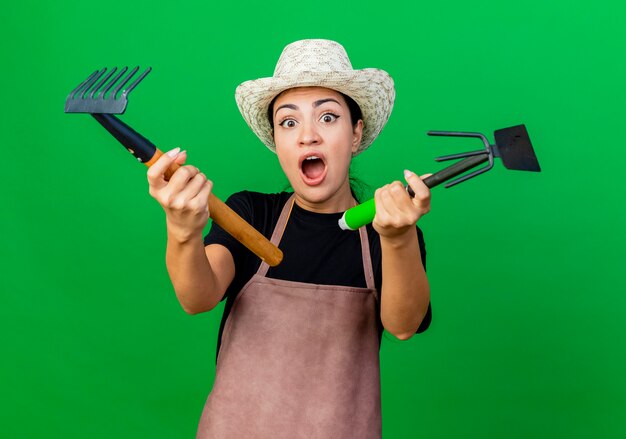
[272,87,363,212]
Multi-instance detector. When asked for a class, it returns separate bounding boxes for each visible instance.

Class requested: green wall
[1,0,624,437]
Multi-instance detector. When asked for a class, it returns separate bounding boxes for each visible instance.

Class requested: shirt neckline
[291,200,346,228]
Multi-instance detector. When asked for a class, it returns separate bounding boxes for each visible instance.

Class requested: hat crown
[235,39,395,155]
[273,39,354,76]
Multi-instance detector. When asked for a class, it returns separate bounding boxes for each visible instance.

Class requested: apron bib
[197,195,382,438]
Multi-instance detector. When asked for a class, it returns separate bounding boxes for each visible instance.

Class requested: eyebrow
[274,103,298,116]
[313,98,341,107]
[274,98,342,117]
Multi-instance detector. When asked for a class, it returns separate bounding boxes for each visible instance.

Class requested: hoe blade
[494,124,541,172]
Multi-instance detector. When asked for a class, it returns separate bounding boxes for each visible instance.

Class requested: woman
[148,39,431,438]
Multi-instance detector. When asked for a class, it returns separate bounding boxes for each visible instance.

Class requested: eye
[320,113,339,123]
[279,118,297,128]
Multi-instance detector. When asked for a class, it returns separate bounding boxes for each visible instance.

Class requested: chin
[294,184,332,203]
[293,178,350,210]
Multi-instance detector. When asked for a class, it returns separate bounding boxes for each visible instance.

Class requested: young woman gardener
[147,40,432,438]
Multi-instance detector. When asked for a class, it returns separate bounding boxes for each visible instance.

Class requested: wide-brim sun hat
[235,39,395,156]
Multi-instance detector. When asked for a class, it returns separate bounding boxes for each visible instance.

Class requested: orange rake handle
[146,149,283,266]
[65,68,282,266]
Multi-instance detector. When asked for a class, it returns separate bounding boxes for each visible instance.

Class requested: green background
[1,0,624,437]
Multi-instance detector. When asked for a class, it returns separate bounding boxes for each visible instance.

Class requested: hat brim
[235,68,395,155]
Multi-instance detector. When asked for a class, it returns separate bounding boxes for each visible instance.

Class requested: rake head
[64,66,151,114]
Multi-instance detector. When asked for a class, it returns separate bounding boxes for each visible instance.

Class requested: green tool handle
[338,154,489,231]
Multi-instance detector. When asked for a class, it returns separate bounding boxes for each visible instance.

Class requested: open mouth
[299,154,327,186]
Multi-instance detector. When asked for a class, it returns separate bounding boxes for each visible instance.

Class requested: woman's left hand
[373,170,431,239]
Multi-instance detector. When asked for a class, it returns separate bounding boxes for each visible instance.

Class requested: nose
[298,120,321,146]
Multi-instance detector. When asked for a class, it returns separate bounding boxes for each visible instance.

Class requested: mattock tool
[65,66,283,266]
[339,125,542,230]
[414,125,541,191]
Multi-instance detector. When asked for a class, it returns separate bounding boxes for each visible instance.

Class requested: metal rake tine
[444,160,494,188]
[435,149,488,162]
[80,68,107,99]
[111,66,140,99]
[69,69,99,99]
[101,66,129,98]
[427,130,491,149]
[122,67,151,97]
[70,69,99,98]
[90,67,117,99]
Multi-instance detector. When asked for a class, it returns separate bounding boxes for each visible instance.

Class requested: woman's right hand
[147,147,213,243]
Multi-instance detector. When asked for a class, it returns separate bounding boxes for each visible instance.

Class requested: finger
[404,169,430,202]
[375,184,407,228]
[147,147,182,190]
[173,150,188,166]
[188,179,213,215]
[420,173,433,180]
[380,181,411,219]
[176,172,208,202]
[167,164,201,194]
[388,180,412,205]
[387,182,419,224]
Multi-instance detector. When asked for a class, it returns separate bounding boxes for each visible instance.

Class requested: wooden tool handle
[88,114,282,266]
[146,149,283,267]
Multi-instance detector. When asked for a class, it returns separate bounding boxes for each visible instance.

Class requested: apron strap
[358,225,376,293]
[257,193,377,296]
[257,194,295,277]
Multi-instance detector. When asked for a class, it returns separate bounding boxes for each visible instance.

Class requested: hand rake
[65,66,283,266]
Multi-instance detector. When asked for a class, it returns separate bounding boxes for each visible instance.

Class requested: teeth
[305,156,320,161]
